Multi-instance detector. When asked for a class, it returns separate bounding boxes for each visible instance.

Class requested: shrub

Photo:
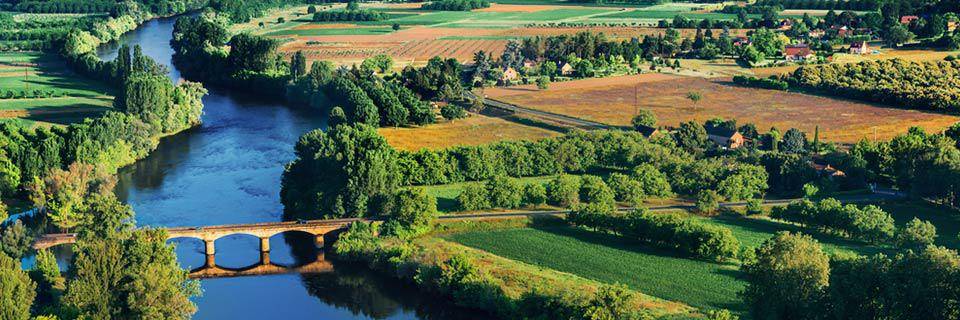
[485,175,523,209]
[897,218,937,248]
[546,174,580,207]
[745,198,764,216]
[440,104,467,120]
[579,175,615,206]
[522,183,547,207]
[457,183,490,211]
[696,190,722,214]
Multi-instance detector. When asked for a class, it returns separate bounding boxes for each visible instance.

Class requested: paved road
[465,91,611,130]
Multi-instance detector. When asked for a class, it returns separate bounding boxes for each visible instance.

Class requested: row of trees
[311,9,386,21]
[787,59,960,111]
[771,198,897,243]
[421,0,490,11]
[755,0,880,10]
[568,206,741,261]
[732,75,789,90]
[744,232,960,320]
[12,0,115,13]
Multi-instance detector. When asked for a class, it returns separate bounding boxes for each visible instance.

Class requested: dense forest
[786,59,960,111]
[754,0,881,10]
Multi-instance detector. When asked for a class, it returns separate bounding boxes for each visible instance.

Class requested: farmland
[378,113,561,151]
[485,73,960,144]
[0,52,114,127]
[250,2,750,66]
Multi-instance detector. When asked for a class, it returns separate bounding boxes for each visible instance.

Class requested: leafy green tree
[1,220,32,259]
[486,175,523,209]
[749,28,785,56]
[227,33,279,73]
[718,165,769,201]
[522,183,547,207]
[32,249,65,309]
[675,121,709,153]
[582,284,640,320]
[630,164,672,198]
[457,183,490,211]
[741,45,765,64]
[329,106,347,128]
[0,154,20,195]
[440,104,466,121]
[579,175,615,206]
[696,190,722,214]
[746,198,764,215]
[290,50,307,79]
[547,174,580,207]
[0,251,36,320]
[781,128,807,154]
[885,24,915,47]
[743,232,829,320]
[898,218,937,248]
[307,5,316,13]
[631,109,656,130]
[384,188,438,235]
[606,173,644,205]
[346,1,360,11]
[361,54,394,74]
[536,76,550,90]
[392,23,401,31]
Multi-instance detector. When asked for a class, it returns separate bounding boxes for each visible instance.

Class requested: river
[93,16,474,320]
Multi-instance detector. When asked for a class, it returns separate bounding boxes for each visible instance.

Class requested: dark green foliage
[440,104,467,121]
[209,0,298,23]
[312,9,386,22]
[421,0,490,11]
[630,164,672,198]
[578,175,614,206]
[742,232,830,320]
[789,59,960,111]
[281,124,400,219]
[329,106,347,128]
[631,109,656,130]
[781,128,807,154]
[547,174,581,207]
[897,218,937,248]
[456,183,489,211]
[522,183,547,207]
[567,207,741,261]
[228,33,280,73]
[0,251,36,320]
[675,121,709,154]
[0,220,31,260]
[695,190,722,214]
[485,175,523,209]
[771,198,896,243]
[732,75,788,90]
[382,188,438,236]
[606,173,644,205]
[400,56,462,101]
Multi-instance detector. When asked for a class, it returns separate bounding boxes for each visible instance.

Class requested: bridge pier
[205,254,216,267]
[259,237,270,252]
[205,239,215,255]
[260,251,271,265]
[315,234,325,248]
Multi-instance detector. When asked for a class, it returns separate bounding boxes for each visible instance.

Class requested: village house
[810,162,846,179]
[499,67,519,83]
[900,15,919,25]
[733,36,750,47]
[849,41,869,54]
[832,25,853,37]
[808,29,826,38]
[522,59,538,70]
[784,44,815,61]
[558,62,574,76]
[705,127,745,149]
[779,19,793,30]
[634,125,660,138]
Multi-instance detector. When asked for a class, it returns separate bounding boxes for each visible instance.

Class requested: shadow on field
[712,215,885,256]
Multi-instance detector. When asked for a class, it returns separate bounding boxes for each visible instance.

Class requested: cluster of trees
[1,44,205,205]
[421,0,490,11]
[209,0,302,23]
[311,9,386,22]
[0,166,200,319]
[755,0,880,10]
[0,11,97,52]
[788,59,960,111]
[399,56,464,101]
[568,206,741,261]
[0,89,69,99]
[744,231,960,320]
[12,0,115,13]
[771,198,897,243]
[732,75,789,90]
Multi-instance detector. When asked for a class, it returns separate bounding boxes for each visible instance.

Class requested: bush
[440,104,467,120]
[696,190,722,214]
[745,198,764,216]
[897,218,937,248]
[312,9,386,22]
[546,174,581,207]
[579,175,615,206]
[485,175,523,209]
[522,183,547,207]
[457,183,490,211]
[422,0,490,11]
[732,75,789,90]
[606,173,644,205]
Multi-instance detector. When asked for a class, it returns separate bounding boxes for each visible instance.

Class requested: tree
[0,220,30,259]
[329,106,347,128]
[486,175,523,209]
[522,183,547,207]
[307,5,317,14]
[392,23,401,31]
[440,105,466,121]
[696,189,722,214]
[384,188,438,235]
[742,232,829,320]
[547,174,580,207]
[686,91,702,108]
[781,128,807,154]
[885,24,915,47]
[290,50,307,79]
[0,252,36,320]
[675,121,709,153]
[579,175,615,206]
[536,76,550,90]
[898,218,937,248]
[750,28,785,56]
[741,45,765,64]
[456,183,489,211]
[361,54,394,74]
[582,284,638,320]
[630,164,672,198]
[631,109,656,130]
[346,1,360,11]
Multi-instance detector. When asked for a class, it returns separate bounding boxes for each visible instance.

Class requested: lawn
[445,226,748,311]
[0,52,114,126]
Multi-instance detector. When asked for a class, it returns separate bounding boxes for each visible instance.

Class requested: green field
[0,52,113,127]
[264,26,398,36]
[594,9,757,20]
[881,200,960,249]
[445,226,748,311]
[357,8,616,27]
[420,175,556,212]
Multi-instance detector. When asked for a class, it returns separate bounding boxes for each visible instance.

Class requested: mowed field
[0,52,114,127]
[378,113,560,151]
[252,2,749,66]
[446,200,960,312]
[485,73,960,143]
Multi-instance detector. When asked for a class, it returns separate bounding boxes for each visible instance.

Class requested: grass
[880,200,960,250]
[419,176,557,212]
[445,226,748,312]
[595,9,757,20]
[0,52,113,127]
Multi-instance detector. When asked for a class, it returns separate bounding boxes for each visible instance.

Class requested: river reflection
[93,13,484,320]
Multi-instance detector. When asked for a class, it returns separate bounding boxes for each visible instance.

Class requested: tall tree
[0,252,36,320]
[743,232,829,320]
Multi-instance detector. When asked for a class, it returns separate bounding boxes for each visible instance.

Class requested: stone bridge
[33,218,364,254]
[188,250,334,279]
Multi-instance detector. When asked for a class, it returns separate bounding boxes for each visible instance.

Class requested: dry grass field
[379,113,561,150]
[486,73,960,144]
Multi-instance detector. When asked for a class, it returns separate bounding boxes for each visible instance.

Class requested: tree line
[755,0,880,11]
[786,59,960,112]
[421,0,490,11]
[311,9,386,21]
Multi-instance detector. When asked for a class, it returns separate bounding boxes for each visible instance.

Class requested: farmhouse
[810,162,846,179]
[705,127,745,149]
[500,67,519,82]
[849,41,869,55]
[523,59,538,69]
[733,36,750,47]
[832,26,853,37]
[634,125,660,138]
[558,62,574,76]
[900,15,919,25]
[784,44,814,61]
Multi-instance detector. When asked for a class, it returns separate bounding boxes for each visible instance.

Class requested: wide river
[94,16,474,320]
